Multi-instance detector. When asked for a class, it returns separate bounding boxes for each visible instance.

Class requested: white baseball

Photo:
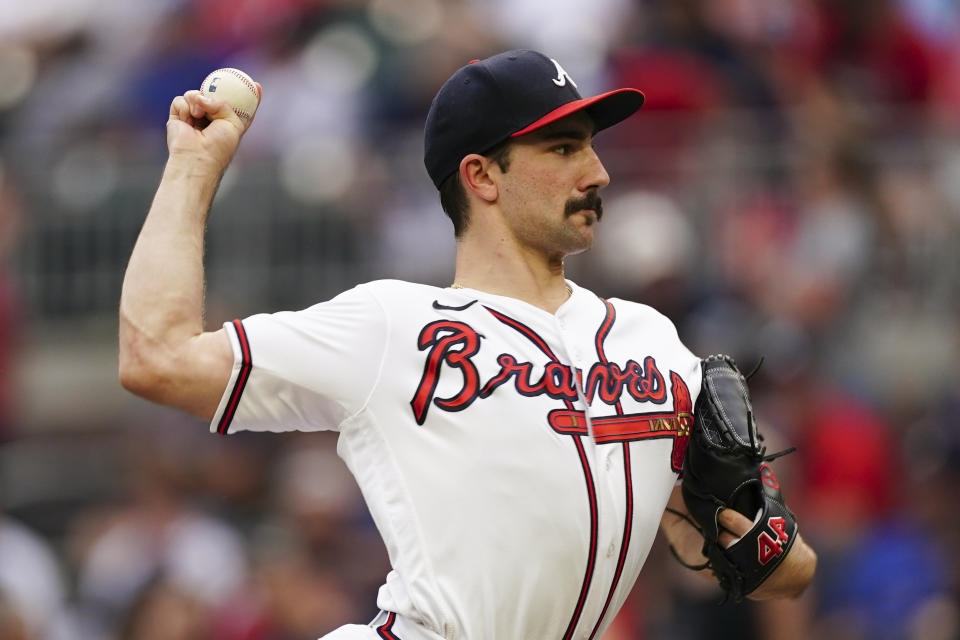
[200,68,260,123]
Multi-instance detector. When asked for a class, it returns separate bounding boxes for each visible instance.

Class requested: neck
[452,231,572,314]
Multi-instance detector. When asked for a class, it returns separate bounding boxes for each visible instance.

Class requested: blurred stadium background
[1,0,959,638]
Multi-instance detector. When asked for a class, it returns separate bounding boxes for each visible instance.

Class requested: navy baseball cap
[424,49,645,188]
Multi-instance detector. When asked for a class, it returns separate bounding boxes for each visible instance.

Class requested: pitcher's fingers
[169,95,192,121]
[183,90,211,120]
[718,528,737,548]
[717,508,755,548]
[718,508,754,536]
[194,92,241,127]
[183,90,229,122]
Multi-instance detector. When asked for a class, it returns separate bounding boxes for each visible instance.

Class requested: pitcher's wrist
[163,152,225,182]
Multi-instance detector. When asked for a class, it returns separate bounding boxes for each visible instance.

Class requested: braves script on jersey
[210,280,702,639]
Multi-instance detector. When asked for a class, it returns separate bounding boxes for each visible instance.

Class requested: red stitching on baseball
[224,68,258,96]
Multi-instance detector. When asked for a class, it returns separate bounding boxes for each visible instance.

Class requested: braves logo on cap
[550,58,578,88]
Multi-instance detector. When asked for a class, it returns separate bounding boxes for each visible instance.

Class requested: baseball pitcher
[119,50,816,639]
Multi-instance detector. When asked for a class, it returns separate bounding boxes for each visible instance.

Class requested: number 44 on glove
[675,354,798,601]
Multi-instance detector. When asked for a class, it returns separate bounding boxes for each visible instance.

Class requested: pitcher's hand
[166,84,261,175]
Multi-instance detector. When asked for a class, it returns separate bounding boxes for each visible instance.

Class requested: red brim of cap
[510,88,645,138]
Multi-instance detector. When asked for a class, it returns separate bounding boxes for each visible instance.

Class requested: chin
[566,235,594,256]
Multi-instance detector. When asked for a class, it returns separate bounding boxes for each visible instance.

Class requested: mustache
[565,191,603,220]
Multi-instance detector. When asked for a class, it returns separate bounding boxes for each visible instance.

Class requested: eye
[553,144,573,155]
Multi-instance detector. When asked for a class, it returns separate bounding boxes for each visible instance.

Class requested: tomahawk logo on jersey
[410,309,693,473]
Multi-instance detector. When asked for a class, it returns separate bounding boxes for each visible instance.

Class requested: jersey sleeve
[209,284,388,435]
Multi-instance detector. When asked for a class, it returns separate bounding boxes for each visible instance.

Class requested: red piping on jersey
[483,306,598,640]
[217,319,252,435]
[586,298,634,638]
[376,611,401,639]
[563,434,600,640]
[588,441,634,639]
[484,307,566,369]
[594,299,623,415]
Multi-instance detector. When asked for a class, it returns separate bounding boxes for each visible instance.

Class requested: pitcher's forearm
[119,87,254,414]
[119,158,222,374]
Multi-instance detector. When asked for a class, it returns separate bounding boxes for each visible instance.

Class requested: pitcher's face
[494,112,611,259]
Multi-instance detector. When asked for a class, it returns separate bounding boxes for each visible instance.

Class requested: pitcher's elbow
[119,352,149,397]
[118,343,167,401]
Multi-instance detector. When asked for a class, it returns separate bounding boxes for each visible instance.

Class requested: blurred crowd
[1,0,959,639]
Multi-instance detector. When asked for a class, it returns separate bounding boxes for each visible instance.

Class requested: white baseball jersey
[210,279,702,640]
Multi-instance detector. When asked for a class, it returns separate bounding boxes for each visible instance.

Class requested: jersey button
[607,541,616,558]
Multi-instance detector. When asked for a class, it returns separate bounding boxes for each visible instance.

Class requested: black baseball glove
[675,354,798,601]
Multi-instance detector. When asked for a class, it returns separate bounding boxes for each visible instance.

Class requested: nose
[581,146,610,191]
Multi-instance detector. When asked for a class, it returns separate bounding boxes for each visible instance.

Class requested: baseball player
[119,50,816,639]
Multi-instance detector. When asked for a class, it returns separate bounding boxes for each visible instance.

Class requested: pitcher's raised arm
[118,81,261,420]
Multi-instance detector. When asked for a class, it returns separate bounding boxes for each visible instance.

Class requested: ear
[459,154,499,203]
